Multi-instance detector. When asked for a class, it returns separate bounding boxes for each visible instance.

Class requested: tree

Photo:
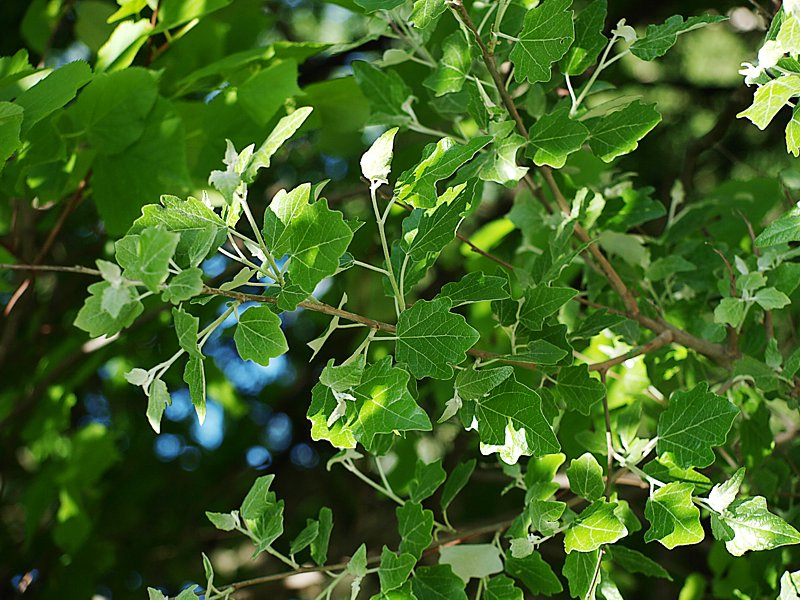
[2,0,800,598]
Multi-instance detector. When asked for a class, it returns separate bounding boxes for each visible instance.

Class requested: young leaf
[456,366,513,401]
[586,101,662,162]
[131,195,228,268]
[233,305,288,366]
[720,496,800,556]
[707,468,745,513]
[162,268,204,304]
[397,501,434,560]
[379,546,416,592]
[505,552,563,595]
[74,282,144,338]
[409,0,447,29]
[780,570,800,600]
[246,106,313,180]
[184,355,206,424]
[510,0,575,84]
[409,458,446,503]
[657,383,738,468]
[361,127,399,184]
[788,105,800,156]
[395,136,493,209]
[754,287,791,310]
[480,121,528,186]
[206,511,238,531]
[439,272,510,306]
[562,0,608,76]
[289,519,319,556]
[411,565,467,600]
[714,297,746,328]
[644,482,704,549]
[396,298,480,379]
[116,226,180,292]
[438,544,504,582]
[404,189,469,261]
[423,32,471,97]
[566,453,605,501]
[754,204,800,246]
[631,14,728,61]
[147,378,171,434]
[527,106,589,168]
[564,501,628,553]
[738,76,800,130]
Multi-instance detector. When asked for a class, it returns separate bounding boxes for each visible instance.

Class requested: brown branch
[588,330,674,373]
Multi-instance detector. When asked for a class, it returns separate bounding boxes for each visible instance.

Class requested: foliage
[4,1,800,599]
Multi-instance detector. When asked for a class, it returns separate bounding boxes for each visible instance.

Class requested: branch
[588,330,673,373]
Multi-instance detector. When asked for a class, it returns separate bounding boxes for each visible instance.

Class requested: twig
[588,330,673,372]
[711,246,739,356]
[739,211,775,339]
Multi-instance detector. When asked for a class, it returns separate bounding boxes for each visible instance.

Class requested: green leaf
[290,519,319,556]
[647,255,696,282]
[241,475,276,519]
[395,136,493,209]
[115,226,179,292]
[184,355,206,424]
[720,496,800,556]
[245,106,313,180]
[93,97,192,235]
[147,378,171,434]
[566,453,605,501]
[527,106,589,168]
[15,60,93,135]
[644,482,704,549]
[657,383,738,468]
[456,366,513,401]
[409,458,446,503]
[510,0,575,84]
[754,287,791,310]
[238,60,301,126]
[96,19,151,72]
[74,281,144,338]
[564,501,628,553]
[439,272,510,306]
[409,0,446,30]
[755,204,800,246]
[131,195,228,268]
[738,75,800,130]
[379,546,416,592]
[586,101,662,162]
[423,32,471,96]
[361,127,399,183]
[352,61,413,127]
[70,67,158,154]
[404,187,469,261]
[320,357,366,393]
[484,576,524,600]
[234,305,288,367]
[631,14,728,61]
[518,286,578,330]
[311,507,333,565]
[779,12,800,56]
[527,499,566,535]
[439,544,503,582]
[562,549,599,599]
[206,511,238,531]
[0,102,24,168]
[474,375,560,458]
[440,459,476,512]
[354,0,405,12]
[505,552,563,595]
[175,585,200,600]
[101,283,136,319]
[173,307,201,358]
[162,268,204,304]
[240,475,285,554]
[562,0,608,76]
[148,588,168,600]
[396,298,480,379]
[606,545,672,580]
[411,565,467,600]
[397,501,434,560]
[707,468,745,514]
[480,121,529,186]
[555,365,605,415]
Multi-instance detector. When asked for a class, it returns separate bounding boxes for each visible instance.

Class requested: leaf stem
[370,182,405,314]
[343,458,405,505]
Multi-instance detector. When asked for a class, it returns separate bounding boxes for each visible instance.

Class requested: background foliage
[3,0,800,599]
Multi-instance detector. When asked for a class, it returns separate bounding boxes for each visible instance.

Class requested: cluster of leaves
[6,0,800,598]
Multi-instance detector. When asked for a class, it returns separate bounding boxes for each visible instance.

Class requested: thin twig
[588,330,673,372]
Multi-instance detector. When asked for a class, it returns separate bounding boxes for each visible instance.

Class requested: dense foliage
[4,0,800,598]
